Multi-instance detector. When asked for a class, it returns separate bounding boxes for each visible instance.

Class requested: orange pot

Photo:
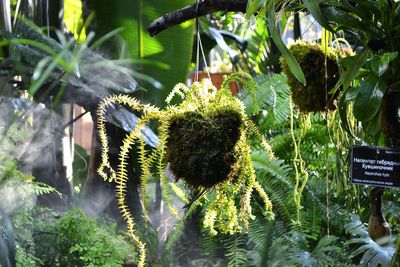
[190,71,240,95]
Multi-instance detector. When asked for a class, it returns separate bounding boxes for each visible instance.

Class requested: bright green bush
[39,208,135,266]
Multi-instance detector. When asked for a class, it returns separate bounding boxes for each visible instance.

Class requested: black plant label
[351,145,400,188]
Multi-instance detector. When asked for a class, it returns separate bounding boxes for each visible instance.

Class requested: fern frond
[157,120,179,219]
[165,83,189,104]
[161,203,198,266]
[222,234,249,267]
[96,94,159,182]
[30,181,58,196]
[245,118,274,159]
[169,182,189,204]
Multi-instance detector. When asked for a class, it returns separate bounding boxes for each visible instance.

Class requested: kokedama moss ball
[280,40,349,113]
[166,109,242,188]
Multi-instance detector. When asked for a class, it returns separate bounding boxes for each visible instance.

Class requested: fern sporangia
[96,72,275,266]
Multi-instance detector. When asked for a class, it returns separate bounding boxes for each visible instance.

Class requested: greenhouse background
[0,0,399,266]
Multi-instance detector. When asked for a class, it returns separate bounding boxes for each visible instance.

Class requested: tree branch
[147,0,248,37]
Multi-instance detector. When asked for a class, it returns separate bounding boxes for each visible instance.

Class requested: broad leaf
[322,7,372,34]
[366,52,398,76]
[353,74,387,122]
[93,0,194,107]
[335,48,370,91]
[362,110,381,143]
[267,4,306,85]
[246,0,267,19]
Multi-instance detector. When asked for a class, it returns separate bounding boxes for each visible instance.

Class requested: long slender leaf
[267,4,306,85]
[303,0,334,32]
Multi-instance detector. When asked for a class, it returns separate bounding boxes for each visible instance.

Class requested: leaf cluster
[13,207,135,267]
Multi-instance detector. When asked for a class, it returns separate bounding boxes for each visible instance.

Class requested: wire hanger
[194,0,210,82]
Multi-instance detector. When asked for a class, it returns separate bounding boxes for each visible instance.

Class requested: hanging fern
[97,72,275,266]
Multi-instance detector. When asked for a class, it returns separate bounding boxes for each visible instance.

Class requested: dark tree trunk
[367,90,400,240]
[293,13,301,40]
[80,113,143,225]
[368,187,390,241]
[381,91,400,147]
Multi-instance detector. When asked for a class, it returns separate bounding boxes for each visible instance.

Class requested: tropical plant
[13,206,136,267]
[92,0,195,106]
[97,72,276,266]
[0,120,55,266]
[393,237,400,267]
[345,214,395,267]
[49,208,135,266]
[280,40,351,113]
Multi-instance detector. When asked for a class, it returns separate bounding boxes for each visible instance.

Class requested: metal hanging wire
[194,0,210,82]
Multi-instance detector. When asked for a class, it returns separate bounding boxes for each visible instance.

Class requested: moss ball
[166,109,242,188]
[280,41,348,113]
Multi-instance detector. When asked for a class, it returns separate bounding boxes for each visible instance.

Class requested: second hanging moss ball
[280,40,350,113]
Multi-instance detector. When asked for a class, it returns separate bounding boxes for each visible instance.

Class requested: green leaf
[336,48,370,91]
[93,0,194,107]
[246,0,267,19]
[353,74,387,122]
[362,110,382,143]
[267,4,306,85]
[322,7,372,34]
[366,52,398,76]
[303,0,334,32]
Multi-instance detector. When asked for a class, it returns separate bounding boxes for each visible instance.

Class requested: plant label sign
[351,145,400,188]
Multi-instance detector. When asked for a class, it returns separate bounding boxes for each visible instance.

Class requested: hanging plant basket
[97,72,274,266]
[280,40,351,113]
[166,109,242,188]
[164,73,260,188]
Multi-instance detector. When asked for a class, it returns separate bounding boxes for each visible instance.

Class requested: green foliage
[52,208,134,266]
[222,234,249,267]
[0,123,55,266]
[267,3,306,86]
[392,236,400,267]
[313,0,400,142]
[97,72,276,265]
[14,207,135,267]
[345,214,395,266]
[92,0,194,106]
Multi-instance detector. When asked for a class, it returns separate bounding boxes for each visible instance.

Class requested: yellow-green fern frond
[166,83,189,104]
